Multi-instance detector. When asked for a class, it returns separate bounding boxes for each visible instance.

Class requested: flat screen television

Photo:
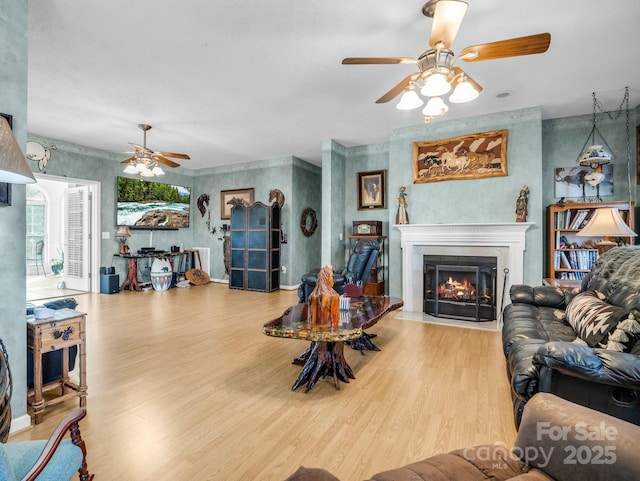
[116,176,191,229]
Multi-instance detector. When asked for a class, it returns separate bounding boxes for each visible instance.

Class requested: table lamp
[576,207,637,254]
[115,226,131,254]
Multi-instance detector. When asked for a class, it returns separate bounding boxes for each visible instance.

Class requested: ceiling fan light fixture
[397,88,424,110]
[421,71,451,97]
[449,77,479,103]
[151,164,165,176]
[135,161,148,173]
[422,96,448,117]
[140,167,154,178]
[123,163,138,175]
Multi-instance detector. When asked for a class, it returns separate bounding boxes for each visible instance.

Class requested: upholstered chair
[298,238,380,303]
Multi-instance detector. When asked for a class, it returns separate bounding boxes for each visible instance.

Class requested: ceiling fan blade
[342,57,416,65]
[451,67,483,93]
[155,151,191,160]
[129,142,152,153]
[428,0,468,49]
[121,155,137,164]
[459,33,551,62]
[375,73,421,104]
[152,154,180,168]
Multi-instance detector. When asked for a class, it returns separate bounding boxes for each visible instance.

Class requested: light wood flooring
[10,283,517,480]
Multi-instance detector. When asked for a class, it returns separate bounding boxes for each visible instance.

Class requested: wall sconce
[0,114,36,184]
[115,226,132,254]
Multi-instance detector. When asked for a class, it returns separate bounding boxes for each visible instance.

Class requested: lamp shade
[396,88,424,110]
[0,116,36,184]
[449,78,479,103]
[115,226,131,238]
[576,208,637,237]
[421,72,451,97]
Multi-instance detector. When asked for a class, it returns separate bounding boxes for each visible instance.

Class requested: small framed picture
[357,170,386,210]
[220,188,254,219]
[0,183,11,207]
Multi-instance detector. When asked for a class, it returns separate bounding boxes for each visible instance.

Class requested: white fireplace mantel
[395,222,534,317]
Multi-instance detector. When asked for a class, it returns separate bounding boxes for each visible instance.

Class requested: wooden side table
[27,312,88,424]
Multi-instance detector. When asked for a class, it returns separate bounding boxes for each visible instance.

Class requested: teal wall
[291,158,322,283]
[325,107,546,298]
[3,0,638,426]
[0,0,29,421]
[193,156,321,286]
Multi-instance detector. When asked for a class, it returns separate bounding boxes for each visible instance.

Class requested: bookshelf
[547,201,635,283]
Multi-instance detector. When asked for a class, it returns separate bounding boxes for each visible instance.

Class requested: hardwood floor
[11,284,516,480]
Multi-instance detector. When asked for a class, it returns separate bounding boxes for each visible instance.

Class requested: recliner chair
[298,238,380,303]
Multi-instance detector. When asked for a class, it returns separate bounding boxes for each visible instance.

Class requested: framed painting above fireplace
[412,129,508,184]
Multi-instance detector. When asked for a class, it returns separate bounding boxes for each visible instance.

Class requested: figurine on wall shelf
[395,186,409,225]
[515,185,529,222]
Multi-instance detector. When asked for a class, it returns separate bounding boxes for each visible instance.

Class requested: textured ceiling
[27,1,640,170]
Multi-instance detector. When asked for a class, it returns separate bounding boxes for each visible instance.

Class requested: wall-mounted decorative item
[268,189,285,208]
[0,183,11,207]
[26,141,57,171]
[554,165,613,199]
[197,193,210,217]
[300,207,318,237]
[357,169,386,210]
[220,188,254,220]
[412,129,508,183]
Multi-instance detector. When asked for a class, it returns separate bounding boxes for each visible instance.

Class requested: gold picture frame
[220,188,254,219]
[412,129,508,184]
[357,170,386,210]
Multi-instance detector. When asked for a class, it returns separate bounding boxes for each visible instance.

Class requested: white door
[64,186,91,291]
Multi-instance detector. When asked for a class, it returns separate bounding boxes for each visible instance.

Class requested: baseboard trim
[209,278,298,291]
[11,414,32,434]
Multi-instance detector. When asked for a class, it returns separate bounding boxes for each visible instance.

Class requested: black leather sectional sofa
[502,246,640,427]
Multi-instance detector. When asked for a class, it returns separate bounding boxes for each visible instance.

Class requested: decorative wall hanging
[220,188,254,220]
[357,170,386,210]
[300,207,318,237]
[554,165,613,199]
[413,129,508,183]
[26,141,57,171]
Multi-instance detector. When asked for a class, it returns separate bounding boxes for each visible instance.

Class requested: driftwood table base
[348,332,380,353]
[291,341,355,392]
[120,258,141,291]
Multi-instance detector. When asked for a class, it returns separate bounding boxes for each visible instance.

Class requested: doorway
[26,173,101,302]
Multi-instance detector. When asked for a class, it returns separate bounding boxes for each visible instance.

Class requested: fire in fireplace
[423,255,497,322]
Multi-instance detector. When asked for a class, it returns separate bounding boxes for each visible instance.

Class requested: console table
[27,311,88,424]
[114,250,198,291]
[263,296,403,392]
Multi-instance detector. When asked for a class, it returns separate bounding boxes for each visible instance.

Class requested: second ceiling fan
[122,124,190,177]
[342,0,551,121]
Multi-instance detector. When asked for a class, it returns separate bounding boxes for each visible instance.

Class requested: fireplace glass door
[423,255,496,322]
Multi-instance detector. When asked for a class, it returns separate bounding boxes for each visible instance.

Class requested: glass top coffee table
[263,296,403,392]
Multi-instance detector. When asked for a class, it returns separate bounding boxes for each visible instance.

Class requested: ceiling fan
[122,124,190,177]
[342,0,551,121]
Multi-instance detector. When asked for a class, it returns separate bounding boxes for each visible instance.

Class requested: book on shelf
[569,210,590,230]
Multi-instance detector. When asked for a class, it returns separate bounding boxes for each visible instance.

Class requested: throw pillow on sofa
[565,290,630,349]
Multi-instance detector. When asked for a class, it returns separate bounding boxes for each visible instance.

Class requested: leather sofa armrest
[534,341,640,390]
[515,393,640,481]
[510,285,566,308]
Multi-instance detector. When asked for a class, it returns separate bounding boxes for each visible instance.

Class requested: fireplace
[395,223,534,328]
[423,255,497,322]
